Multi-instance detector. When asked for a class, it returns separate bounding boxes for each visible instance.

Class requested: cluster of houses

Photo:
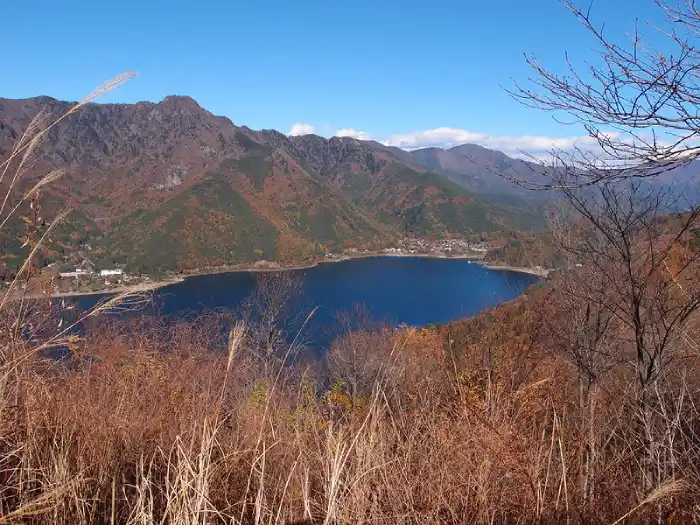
[392,238,492,255]
[319,238,495,259]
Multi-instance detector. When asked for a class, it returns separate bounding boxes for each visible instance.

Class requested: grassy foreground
[0,286,698,525]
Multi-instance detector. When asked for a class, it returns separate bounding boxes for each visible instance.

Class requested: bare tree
[548,180,700,495]
[511,0,700,187]
[242,271,306,375]
[326,305,389,400]
[547,203,627,511]
[508,2,700,502]
[548,276,615,510]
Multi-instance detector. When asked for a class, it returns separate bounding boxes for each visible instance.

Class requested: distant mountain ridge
[0,95,547,274]
[379,143,546,196]
[397,140,700,200]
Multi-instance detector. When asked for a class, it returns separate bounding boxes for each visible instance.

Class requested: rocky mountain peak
[160,95,203,111]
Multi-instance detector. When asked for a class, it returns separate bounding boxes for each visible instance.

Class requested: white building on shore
[59,268,90,279]
[100,269,123,277]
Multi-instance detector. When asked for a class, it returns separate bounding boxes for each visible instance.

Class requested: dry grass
[0,311,697,525]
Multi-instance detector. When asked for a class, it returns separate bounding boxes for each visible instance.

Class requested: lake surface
[76,256,538,347]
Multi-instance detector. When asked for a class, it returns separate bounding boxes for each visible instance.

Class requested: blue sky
[2,0,668,156]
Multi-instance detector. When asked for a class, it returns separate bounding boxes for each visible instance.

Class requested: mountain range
[0,95,558,274]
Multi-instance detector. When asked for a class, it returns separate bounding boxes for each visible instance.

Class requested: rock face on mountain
[0,96,545,274]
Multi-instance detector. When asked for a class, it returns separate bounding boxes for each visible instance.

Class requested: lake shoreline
[479,263,550,277]
[171,252,487,277]
[8,253,546,300]
[7,278,184,301]
[179,254,549,282]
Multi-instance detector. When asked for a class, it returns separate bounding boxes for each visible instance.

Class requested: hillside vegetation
[0,96,546,275]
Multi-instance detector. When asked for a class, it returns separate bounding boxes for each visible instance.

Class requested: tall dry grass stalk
[0,73,136,174]
[0,73,160,523]
[0,90,161,497]
[0,72,152,369]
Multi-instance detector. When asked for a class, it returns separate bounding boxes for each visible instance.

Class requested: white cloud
[286,121,620,161]
[382,127,482,150]
[380,127,606,160]
[287,123,316,136]
[335,128,372,141]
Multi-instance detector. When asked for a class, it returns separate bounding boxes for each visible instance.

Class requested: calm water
[75,257,538,347]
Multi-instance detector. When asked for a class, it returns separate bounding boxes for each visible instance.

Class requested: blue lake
[75,256,538,348]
